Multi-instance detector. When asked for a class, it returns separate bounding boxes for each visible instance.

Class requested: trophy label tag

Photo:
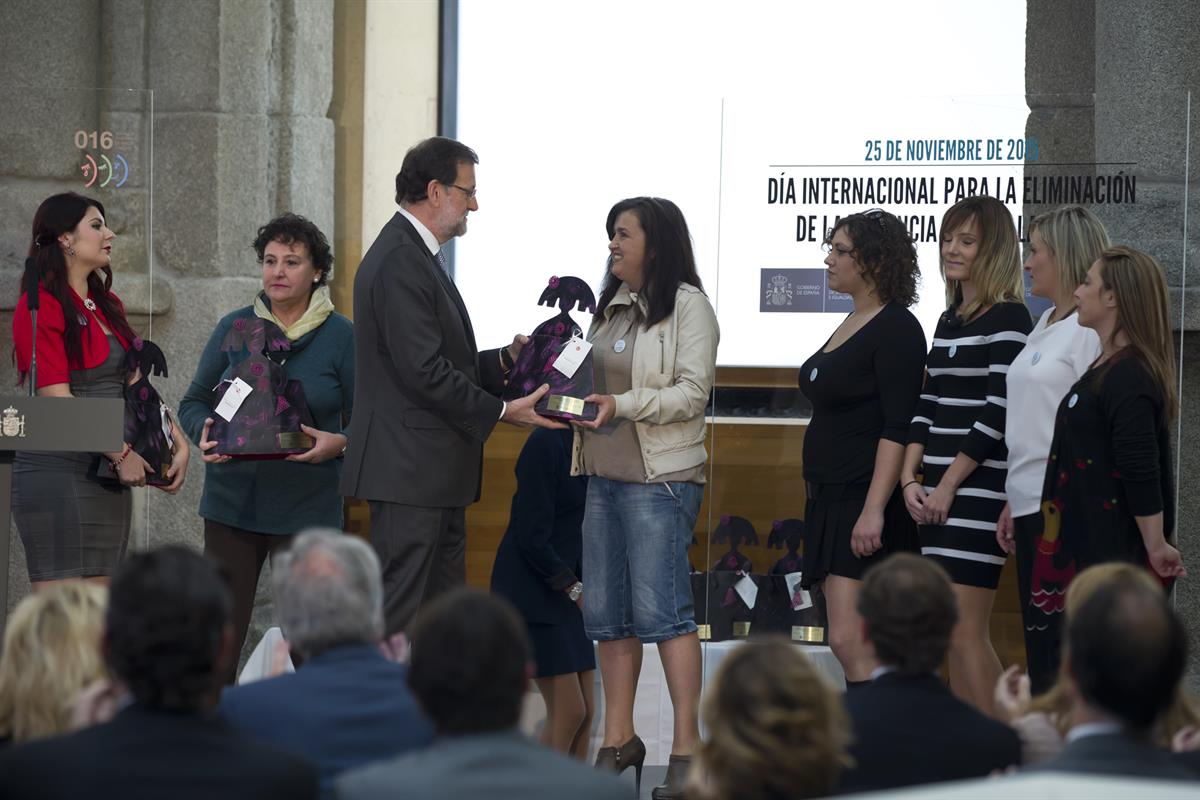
[791,626,825,643]
[552,337,591,379]
[785,572,813,611]
[733,622,751,638]
[214,378,253,422]
[697,624,712,641]
[734,574,758,609]
[546,395,586,415]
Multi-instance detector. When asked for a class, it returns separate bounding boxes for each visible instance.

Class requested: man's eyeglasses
[448,184,477,199]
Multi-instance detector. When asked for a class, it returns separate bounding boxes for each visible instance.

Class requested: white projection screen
[453,0,1027,367]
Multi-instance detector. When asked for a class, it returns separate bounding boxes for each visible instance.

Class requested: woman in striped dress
[900,195,1032,714]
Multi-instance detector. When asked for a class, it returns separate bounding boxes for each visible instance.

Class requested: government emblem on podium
[1,406,27,438]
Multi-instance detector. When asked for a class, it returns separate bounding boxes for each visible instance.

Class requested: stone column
[1029,0,1200,687]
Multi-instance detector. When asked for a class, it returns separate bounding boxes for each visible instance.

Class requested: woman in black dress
[901,195,1031,714]
[491,427,595,758]
[798,209,926,686]
[11,193,189,590]
[1026,246,1186,678]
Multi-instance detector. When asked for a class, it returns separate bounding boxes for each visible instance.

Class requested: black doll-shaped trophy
[766,518,805,575]
[208,318,317,458]
[502,275,599,421]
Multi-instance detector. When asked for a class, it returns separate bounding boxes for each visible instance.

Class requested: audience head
[1030,563,1200,743]
[1077,245,1177,421]
[394,137,479,243]
[0,582,107,742]
[857,553,957,674]
[1064,572,1186,732]
[939,195,1024,320]
[104,546,233,713]
[271,528,384,661]
[1025,205,1110,304]
[691,637,851,800]
[406,588,529,737]
[597,196,704,328]
[823,208,920,307]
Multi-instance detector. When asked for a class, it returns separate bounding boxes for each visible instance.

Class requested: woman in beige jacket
[574,196,719,800]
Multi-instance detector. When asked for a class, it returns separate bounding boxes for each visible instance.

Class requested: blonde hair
[0,582,108,742]
[693,638,852,800]
[1094,246,1178,421]
[940,195,1025,320]
[1028,206,1111,315]
[1028,563,1199,743]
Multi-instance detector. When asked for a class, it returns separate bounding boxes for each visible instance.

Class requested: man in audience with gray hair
[219,528,433,798]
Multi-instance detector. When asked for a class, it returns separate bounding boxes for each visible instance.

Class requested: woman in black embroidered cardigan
[1028,245,1187,682]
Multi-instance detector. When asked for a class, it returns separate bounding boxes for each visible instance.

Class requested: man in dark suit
[0,547,317,800]
[336,588,628,800]
[341,136,560,634]
[837,553,1021,793]
[1025,574,1196,781]
[218,528,434,798]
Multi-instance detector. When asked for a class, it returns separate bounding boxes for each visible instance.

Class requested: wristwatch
[567,581,584,602]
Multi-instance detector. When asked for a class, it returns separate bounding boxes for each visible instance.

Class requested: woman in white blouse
[996,205,1109,693]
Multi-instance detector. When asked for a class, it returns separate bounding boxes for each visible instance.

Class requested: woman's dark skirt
[802,482,918,588]
[528,619,596,679]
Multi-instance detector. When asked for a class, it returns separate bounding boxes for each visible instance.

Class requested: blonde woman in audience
[0,582,108,744]
[995,562,1200,763]
[686,638,852,800]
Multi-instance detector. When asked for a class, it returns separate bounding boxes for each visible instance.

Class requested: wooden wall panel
[357,418,1027,670]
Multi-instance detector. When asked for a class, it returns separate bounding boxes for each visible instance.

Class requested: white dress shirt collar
[1065,721,1123,743]
[398,206,442,257]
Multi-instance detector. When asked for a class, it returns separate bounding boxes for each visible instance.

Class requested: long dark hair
[22,193,136,379]
[595,197,705,328]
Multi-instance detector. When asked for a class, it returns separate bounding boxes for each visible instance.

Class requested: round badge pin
[810,368,818,382]
[614,339,626,353]
[1031,352,1042,366]
[948,345,957,358]
[1068,393,1078,408]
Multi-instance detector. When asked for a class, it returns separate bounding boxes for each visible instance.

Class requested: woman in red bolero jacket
[11,192,189,589]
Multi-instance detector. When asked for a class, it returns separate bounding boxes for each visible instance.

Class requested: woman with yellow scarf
[179,213,354,681]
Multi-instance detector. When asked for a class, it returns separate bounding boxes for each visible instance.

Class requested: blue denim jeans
[581,477,703,643]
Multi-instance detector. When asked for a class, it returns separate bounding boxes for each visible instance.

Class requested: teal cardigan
[179,306,355,535]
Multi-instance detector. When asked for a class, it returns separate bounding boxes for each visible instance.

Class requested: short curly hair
[824,209,920,307]
[252,213,334,287]
[693,638,852,800]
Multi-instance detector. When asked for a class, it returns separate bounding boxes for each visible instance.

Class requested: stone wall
[1027,0,1200,688]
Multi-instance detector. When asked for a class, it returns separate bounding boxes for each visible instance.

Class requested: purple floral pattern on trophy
[501,275,600,421]
[209,317,317,459]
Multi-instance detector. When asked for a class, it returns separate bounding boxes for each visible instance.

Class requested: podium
[0,397,124,638]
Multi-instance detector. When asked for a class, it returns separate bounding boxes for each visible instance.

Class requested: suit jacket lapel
[429,254,478,351]
[388,213,479,351]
